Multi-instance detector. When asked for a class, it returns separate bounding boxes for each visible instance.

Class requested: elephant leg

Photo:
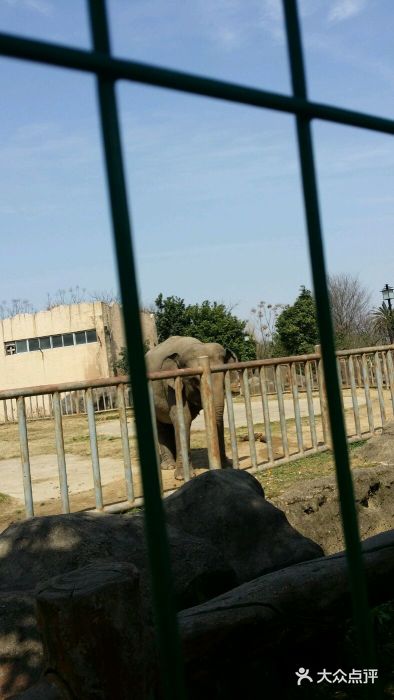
[169,405,193,481]
[156,422,176,469]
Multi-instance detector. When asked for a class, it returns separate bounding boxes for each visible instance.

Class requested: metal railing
[0,382,132,423]
[3,342,394,521]
[0,0,389,692]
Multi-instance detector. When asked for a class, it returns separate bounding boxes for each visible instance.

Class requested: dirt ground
[0,389,389,532]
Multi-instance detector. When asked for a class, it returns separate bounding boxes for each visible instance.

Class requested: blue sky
[0,0,393,321]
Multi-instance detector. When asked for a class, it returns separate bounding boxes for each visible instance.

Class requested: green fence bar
[87,2,185,697]
[1,0,392,693]
[1,32,394,138]
[282,0,376,679]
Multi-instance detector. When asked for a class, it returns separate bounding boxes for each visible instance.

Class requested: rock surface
[0,512,236,698]
[164,469,324,582]
[36,562,154,700]
[277,465,394,553]
[0,513,236,608]
[357,420,394,465]
[178,529,394,698]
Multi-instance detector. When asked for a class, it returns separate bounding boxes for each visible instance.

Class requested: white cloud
[3,0,53,15]
[328,0,366,24]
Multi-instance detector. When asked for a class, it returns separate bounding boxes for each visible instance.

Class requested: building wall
[0,302,157,392]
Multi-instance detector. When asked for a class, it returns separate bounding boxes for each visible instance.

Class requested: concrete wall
[0,302,157,392]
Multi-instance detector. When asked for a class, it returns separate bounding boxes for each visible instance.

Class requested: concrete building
[0,302,157,394]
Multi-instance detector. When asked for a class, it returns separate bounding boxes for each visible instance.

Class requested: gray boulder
[35,562,154,700]
[179,529,394,698]
[0,512,236,698]
[0,470,324,697]
[164,469,324,583]
[0,512,236,609]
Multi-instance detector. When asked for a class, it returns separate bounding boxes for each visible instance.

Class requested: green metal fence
[0,0,388,696]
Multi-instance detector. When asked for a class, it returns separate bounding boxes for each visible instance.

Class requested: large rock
[277,465,394,554]
[35,562,154,700]
[0,512,236,608]
[164,469,324,583]
[0,512,236,698]
[0,470,324,697]
[179,529,394,698]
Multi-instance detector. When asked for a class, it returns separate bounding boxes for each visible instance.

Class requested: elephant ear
[224,348,238,364]
[161,353,181,389]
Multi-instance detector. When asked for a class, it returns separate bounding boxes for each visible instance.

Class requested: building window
[86,329,97,343]
[16,339,28,353]
[75,330,87,345]
[62,333,74,347]
[4,329,98,355]
[52,335,63,348]
[28,338,40,351]
[39,336,51,350]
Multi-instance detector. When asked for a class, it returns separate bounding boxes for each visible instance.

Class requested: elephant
[145,336,237,480]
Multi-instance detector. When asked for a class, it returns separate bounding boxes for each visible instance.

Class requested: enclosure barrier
[1,0,390,692]
[3,342,394,520]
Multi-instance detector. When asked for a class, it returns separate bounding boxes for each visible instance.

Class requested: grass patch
[255,440,371,500]
[0,492,9,504]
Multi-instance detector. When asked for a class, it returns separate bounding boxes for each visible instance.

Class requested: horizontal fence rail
[1,343,393,521]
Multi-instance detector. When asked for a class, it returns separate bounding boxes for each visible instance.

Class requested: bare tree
[89,289,120,304]
[328,273,376,348]
[0,298,35,319]
[248,301,285,358]
[46,287,121,309]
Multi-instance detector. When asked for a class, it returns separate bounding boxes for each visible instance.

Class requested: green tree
[276,287,319,355]
[372,303,394,344]
[113,340,150,375]
[154,294,255,360]
[154,294,190,341]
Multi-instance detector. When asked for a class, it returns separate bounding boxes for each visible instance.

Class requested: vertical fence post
[85,387,104,511]
[348,356,361,439]
[382,351,389,389]
[52,391,70,514]
[88,2,185,692]
[386,351,394,416]
[275,364,289,458]
[315,345,330,448]
[374,352,386,426]
[17,396,34,517]
[199,356,221,469]
[361,354,374,434]
[282,0,374,671]
[355,355,362,388]
[242,369,258,469]
[305,361,318,450]
[259,366,274,463]
[174,377,191,481]
[290,362,304,455]
[224,370,239,468]
[117,384,134,503]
